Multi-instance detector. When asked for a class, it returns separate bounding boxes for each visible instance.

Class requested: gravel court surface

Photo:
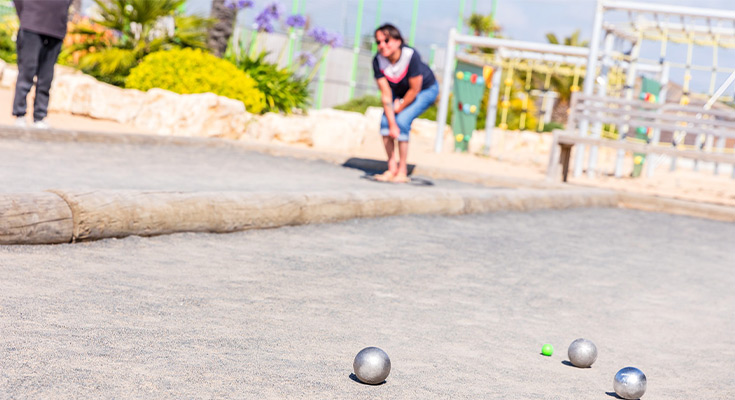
[1,208,734,399]
[0,139,480,193]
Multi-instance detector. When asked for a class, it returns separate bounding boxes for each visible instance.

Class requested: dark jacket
[13,0,72,40]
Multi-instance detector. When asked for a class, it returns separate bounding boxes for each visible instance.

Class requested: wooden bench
[547,93,735,181]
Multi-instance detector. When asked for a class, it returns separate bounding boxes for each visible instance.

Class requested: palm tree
[467,13,500,37]
[65,0,210,86]
[70,0,82,19]
[207,0,237,57]
[545,30,588,48]
[466,13,501,54]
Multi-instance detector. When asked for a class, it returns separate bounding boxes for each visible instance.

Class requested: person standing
[372,24,438,183]
[12,0,73,129]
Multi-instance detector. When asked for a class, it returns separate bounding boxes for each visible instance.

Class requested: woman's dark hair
[375,23,404,45]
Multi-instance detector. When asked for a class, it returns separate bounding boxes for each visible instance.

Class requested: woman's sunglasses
[375,38,391,45]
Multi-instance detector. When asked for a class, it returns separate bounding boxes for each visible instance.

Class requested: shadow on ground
[345,157,434,186]
[348,373,386,386]
[342,157,416,175]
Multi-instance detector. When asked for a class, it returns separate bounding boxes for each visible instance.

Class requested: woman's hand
[388,123,400,139]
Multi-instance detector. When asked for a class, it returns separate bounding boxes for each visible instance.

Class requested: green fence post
[349,0,365,99]
[316,47,330,109]
[457,0,465,33]
[409,0,419,46]
[286,0,300,67]
[489,0,498,37]
[429,44,436,69]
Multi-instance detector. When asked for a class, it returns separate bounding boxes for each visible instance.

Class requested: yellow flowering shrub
[126,48,266,114]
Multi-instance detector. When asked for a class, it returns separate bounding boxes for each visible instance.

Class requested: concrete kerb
[1,126,734,246]
[0,188,618,245]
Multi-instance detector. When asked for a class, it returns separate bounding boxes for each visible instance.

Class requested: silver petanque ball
[353,347,391,385]
[567,338,598,368]
[614,367,647,399]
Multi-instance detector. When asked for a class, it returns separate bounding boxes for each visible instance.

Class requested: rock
[49,74,101,115]
[88,83,145,124]
[243,108,370,152]
[245,112,313,144]
[0,66,17,89]
[134,88,250,138]
[410,117,441,138]
[308,109,369,152]
[132,88,180,133]
[171,92,250,138]
[365,106,384,124]
[50,74,144,123]
[311,117,364,151]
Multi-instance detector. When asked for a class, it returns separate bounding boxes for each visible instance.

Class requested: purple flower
[308,27,342,48]
[307,27,329,45]
[285,14,306,29]
[255,14,275,32]
[297,51,317,67]
[254,2,284,32]
[225,0,254,10]
[327,32,343,48]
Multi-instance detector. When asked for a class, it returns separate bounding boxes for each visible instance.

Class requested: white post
[483,63,503,155]
[435,29,457,154]
[587,31,614,178]
[614,39,641,178]
[645,61,670,178]
[574,0,605,177]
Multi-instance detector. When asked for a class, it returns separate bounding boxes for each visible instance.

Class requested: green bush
[230,52,310,114]
[126,48,266,114]
[333,95,382,113]
[0,15,18,63]
[542,121,564,133]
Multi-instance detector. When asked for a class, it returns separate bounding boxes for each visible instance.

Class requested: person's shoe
[33,120,50,129]
[14,116,27,128]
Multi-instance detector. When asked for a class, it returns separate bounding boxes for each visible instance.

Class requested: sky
[175,0,735,46]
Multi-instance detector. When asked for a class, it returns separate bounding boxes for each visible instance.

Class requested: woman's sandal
[373,170,396,182]
[390,174,410,183]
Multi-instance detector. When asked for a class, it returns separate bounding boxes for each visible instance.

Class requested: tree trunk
[207,0,237,57]
[551,99,570,125]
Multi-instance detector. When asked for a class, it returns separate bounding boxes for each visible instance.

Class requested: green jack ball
[541,344,554,356]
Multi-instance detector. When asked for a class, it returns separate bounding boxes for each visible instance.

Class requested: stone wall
[0,61,450,152]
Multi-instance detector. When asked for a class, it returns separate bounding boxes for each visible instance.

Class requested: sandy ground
[0,139,481,193]
[2,85,734,206]
[1,209,734,398]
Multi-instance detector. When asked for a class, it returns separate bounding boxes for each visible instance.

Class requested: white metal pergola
[433,28,664,155]
[577,0,735,178]
[434,31,592,154]
[436,0,735,180]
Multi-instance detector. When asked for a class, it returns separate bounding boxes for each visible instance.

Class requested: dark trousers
[12,29,63,121]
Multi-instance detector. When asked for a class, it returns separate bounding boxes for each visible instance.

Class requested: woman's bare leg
[383,136,399,173]
[393,141,409,181]
[375,137,399,181]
